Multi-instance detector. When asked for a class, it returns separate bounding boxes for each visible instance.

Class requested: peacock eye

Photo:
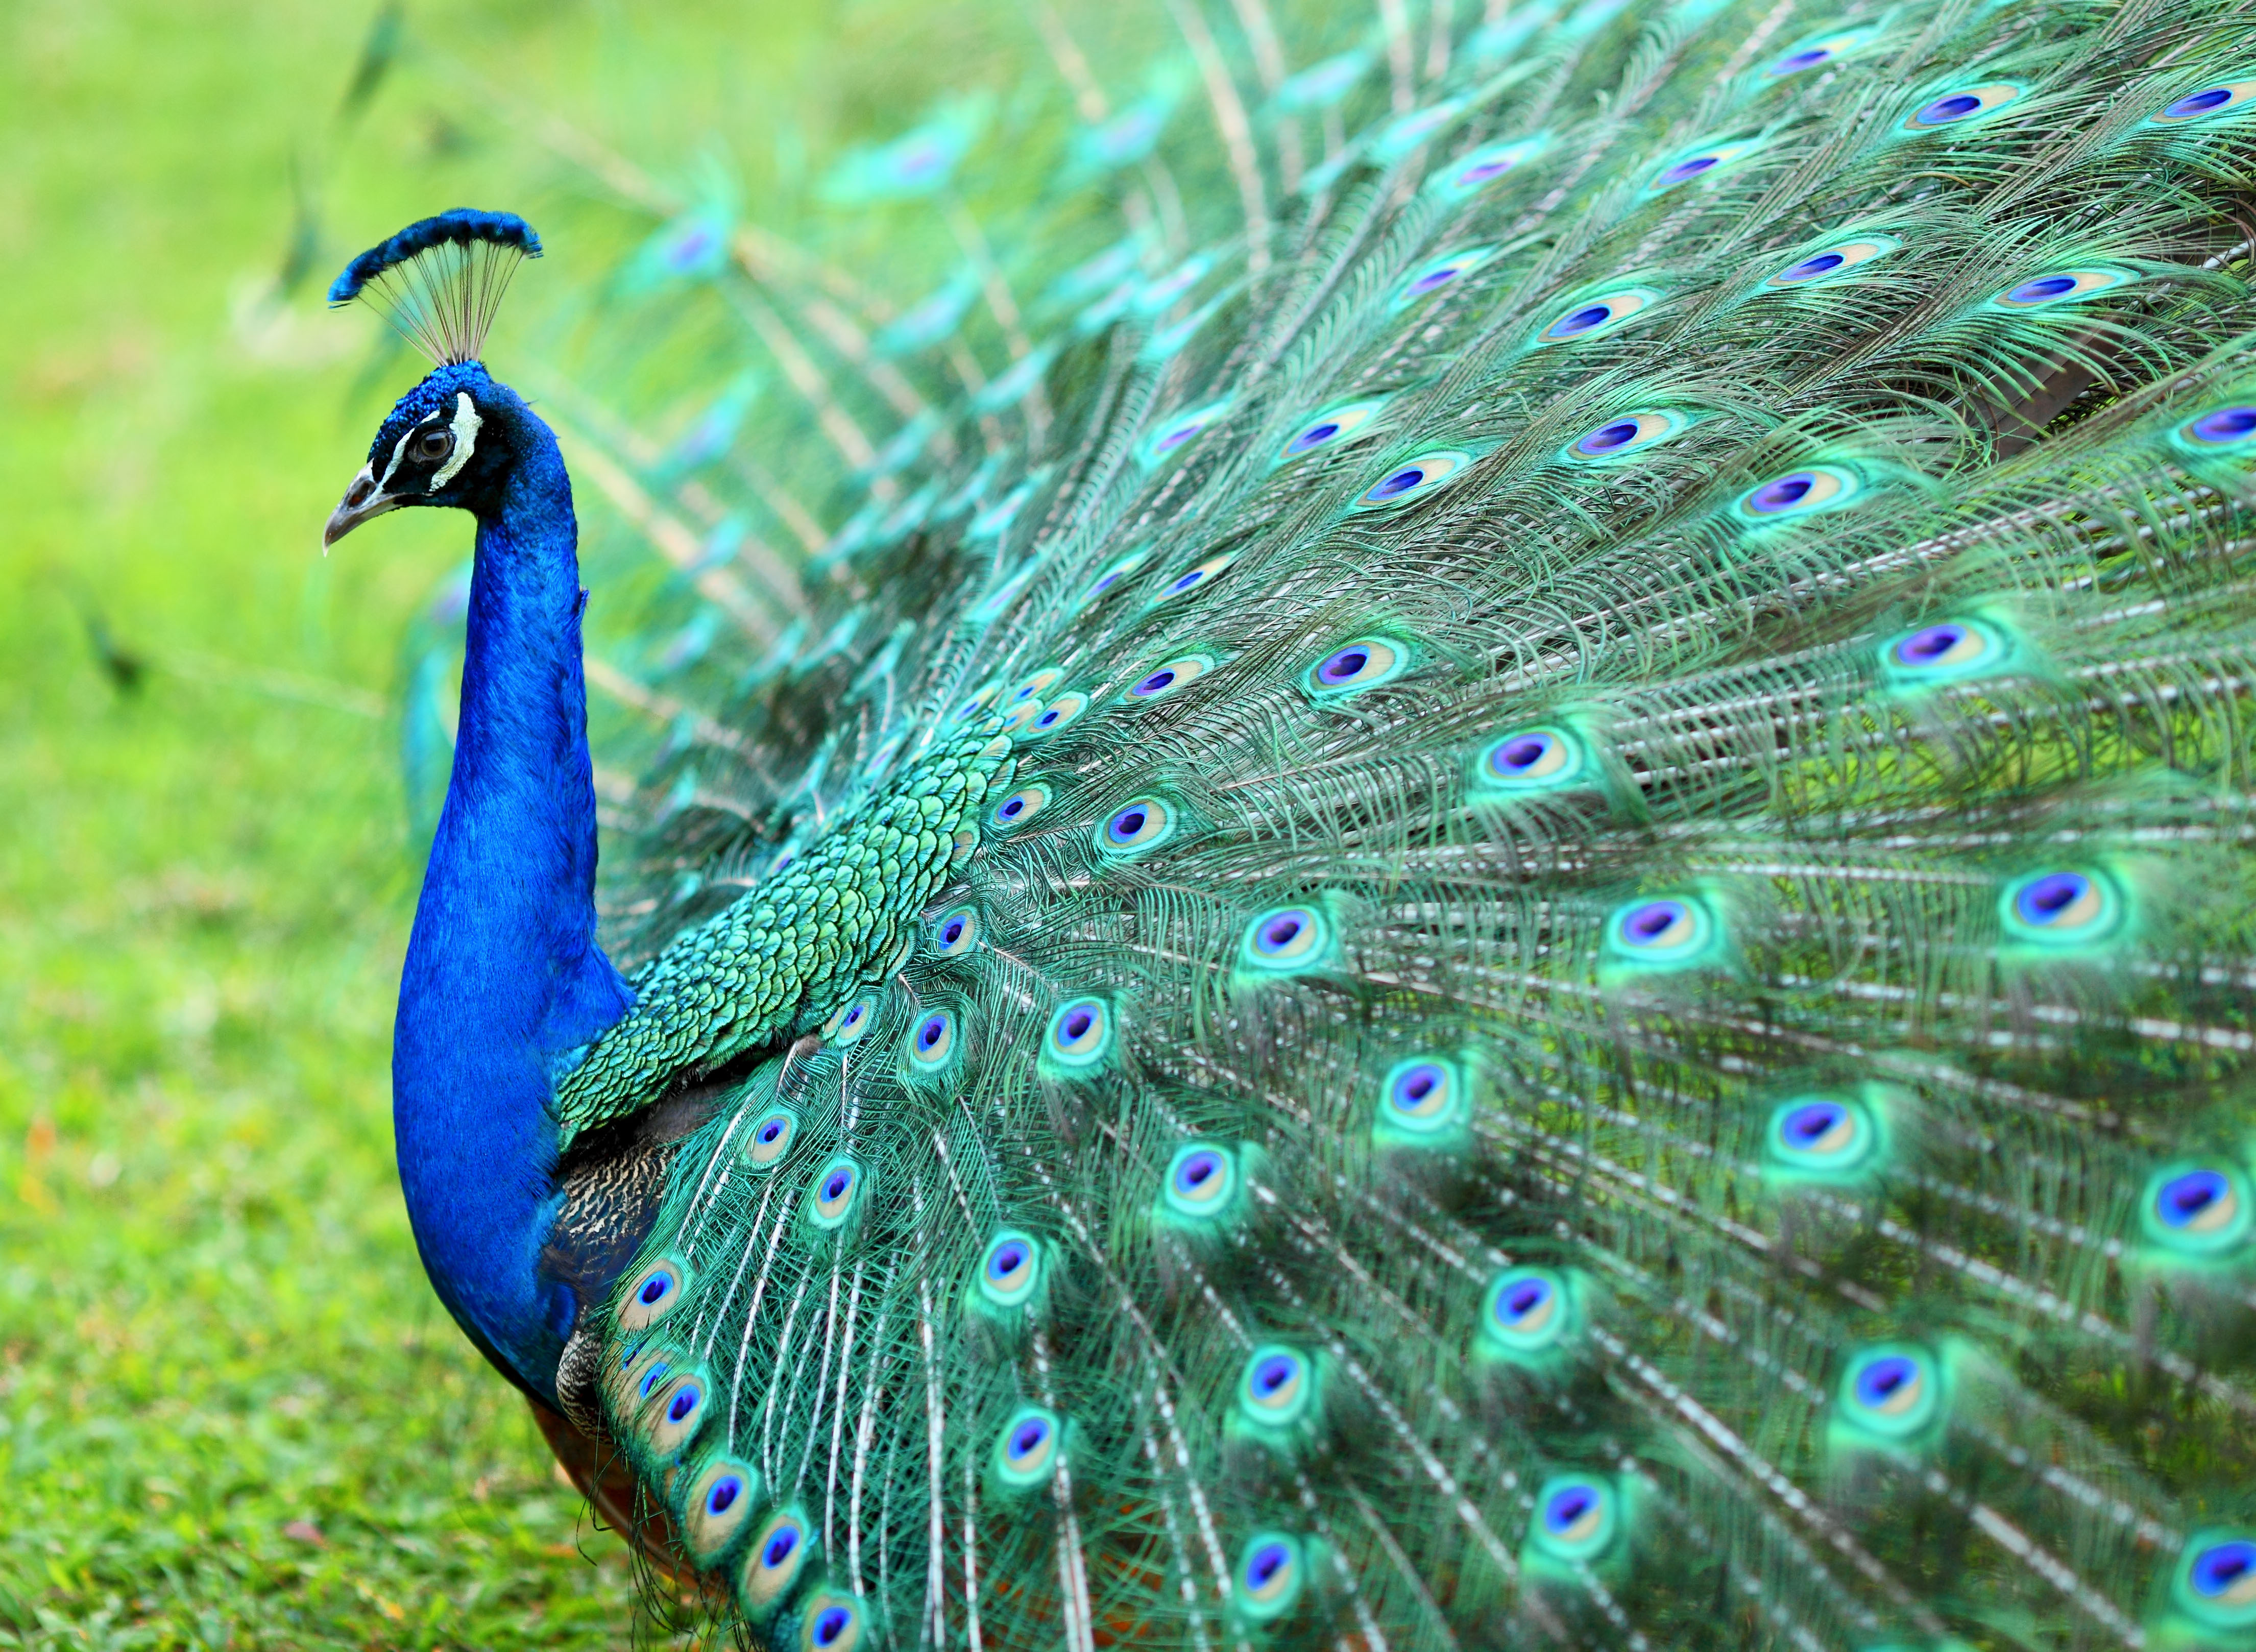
[415,428,455,463]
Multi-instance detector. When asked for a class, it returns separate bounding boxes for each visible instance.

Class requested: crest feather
[328,209,542,366]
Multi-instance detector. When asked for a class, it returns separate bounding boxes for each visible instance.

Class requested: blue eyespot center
[1855,1354,1918,1408]
[1899,624,1963,663]
[1921,92,1982,122]
[920,1016,946,1048]
[1177,1152,1221,1193]
[1263,914,1303,950]
[1254,1354,1297,1395]
[2008,275,2078,304]
[1374,466,1425,498]
[1750,474,1813,511]
[1545,1486,1594,1532]
[1785,252,1843,281]
[1501,1276,1551,1322]
[1291,421,1341,451]
[668,1384,701,1423]
[2169,87,2235,117]
[1012,1418,1050,1455]
[2160,1170,2228,1226]
[766,1529,798,1566]
[1248,1542,1290,1587]
[2016,872,2088,925]
[640,1273,673,1306]
[2193,1540,2256,1597]
[710,1477,742,1515]
[814,1607,852,1646]
[2193,407,2256,443]
[1113,808,1146,837]
[989,1242,1028,1279]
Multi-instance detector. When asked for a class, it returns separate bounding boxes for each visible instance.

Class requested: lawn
[0,1,962,1644]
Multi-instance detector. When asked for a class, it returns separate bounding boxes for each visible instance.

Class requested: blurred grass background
[0,0,1052,1644]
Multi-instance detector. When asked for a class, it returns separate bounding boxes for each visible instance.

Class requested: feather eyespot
[976,1229,1044,1308]
[992,1405,1064,1486]
[1150,549,1240,605]
[1999,867,2127,948]
[1238,1346,1314,1425]
[998,697,1048,735]
[1304,637,1409,697]
[1533,287,1656,345]
[1005,668,1063,705]
[1733,464,1861,523]
[1762,26,1877,76]
[1761,235,1898,290]
[1375,98,1469,160]
[1477,725,1587,792]
[2148,78,2256,125]
[2139,1162,2251,1258]
[2176,404,2256,450]
[932,905,980,957]
[1987,268,2130,310]
[1602,892,1726,974]
[640,1369,709,1456]
[1880,617,2009,684]
[1393,244,1496,308]
[1276,397,1387,464]
[1427,136,1545,198]
[1900,82,2023,133]
[1763,1094,1881,1180]
[1161,1143,1240,1219]
[991,785,1050,828]
[1377,1055,1466,1138]
[1239,905,1333,974]
[2174,1535,2256,1627]
[824,993,878,1046]
[1565,409,1692,463]
[1529,1476,1619,1562]
[799,1594,864,1652]
[808,1155,865,1227]
[617,1256,691,1332]
[1080,548,1148,607]
[1645,138,1757,192]
[1098,796,1177,856]
[1482,1266,1579,1357]
[907,1008,958,1068]
[742,1107,797,1170]
[739,1509,814,1614]
[953,684,1002,721]
[1354,448,1474,508]
[1835,1344,1943,1441]
[1045,998,1113,1069]
[1233,1534,1307,1620]
[1121,654,1215,704]
[681,1455,761,1563]
[1142,399,1232,466]
[1022,690,1089,739]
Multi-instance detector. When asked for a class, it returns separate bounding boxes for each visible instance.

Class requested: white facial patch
[431,392,481,489]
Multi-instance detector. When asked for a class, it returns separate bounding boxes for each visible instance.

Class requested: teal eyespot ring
[617,1255,691,1332]
[1602,892,1722,971]
[1393,244,1496,308]
[824,993,878,1045]
[742,1106,798,1170]
[1532,287,1658,346]
[680,1452,761,1564]
[1832,1343,1946,1446]
[1762,1092,1883,1182]
[1998,866,2128,950]
[1275,397,1388,465]
[906,1006,960,1070]
[1021,690,1090,740]
[1899,82,2024,134]
[1120,654,1215,704]
[1236,1345,1316,1427]
[1733,464,1862,524]
[2139,1161,2252,1260]
[1985,268,2131,311]
[1232,1532,1308,1622]
[1481,1266,1582,1359]
[1098,795,1177,857]
[1238,904,1334,975]
[1304,637,1411,697]
[1045,997,1114,1070]
[1879,616,2013,687]
[2148,77,2256,126]
[738,1507,815,1616]
[1353,449,1474,509]
[2168,1530,2256,1632]
[975,1228,1044,1309]
[1477,724,1588,792]
[1149,550,1240,605]
[931,905,980,957]
[1160,1141,1240,1220]
[991,1404,1065,1487]
[797,1592,865,1652]
[807,1155,865,1229]
[1526,1475,1619,1563]
[1141,399,1232,467]
[1564,408,1693,463]
[990,784,1051,829]
[1760,235,1899,291]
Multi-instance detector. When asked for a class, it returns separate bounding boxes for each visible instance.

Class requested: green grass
[0,0,1098,1639]
[0,3,857,1644]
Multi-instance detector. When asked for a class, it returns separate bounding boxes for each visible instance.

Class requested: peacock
[318,0,2256,1642]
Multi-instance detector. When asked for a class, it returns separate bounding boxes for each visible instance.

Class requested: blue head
[323,210,546,547]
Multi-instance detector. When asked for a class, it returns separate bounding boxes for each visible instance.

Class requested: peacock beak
[323,465,402,549]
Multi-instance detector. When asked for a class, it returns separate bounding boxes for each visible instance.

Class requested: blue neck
[392,395,633,1400]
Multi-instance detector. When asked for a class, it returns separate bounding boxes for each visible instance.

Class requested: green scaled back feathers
[459,0,2256,1644]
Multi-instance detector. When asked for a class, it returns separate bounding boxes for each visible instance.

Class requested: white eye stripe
[431,393,480,489]
[378,423,419,489]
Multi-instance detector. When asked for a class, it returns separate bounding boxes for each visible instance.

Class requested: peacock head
[321,210,544,548]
